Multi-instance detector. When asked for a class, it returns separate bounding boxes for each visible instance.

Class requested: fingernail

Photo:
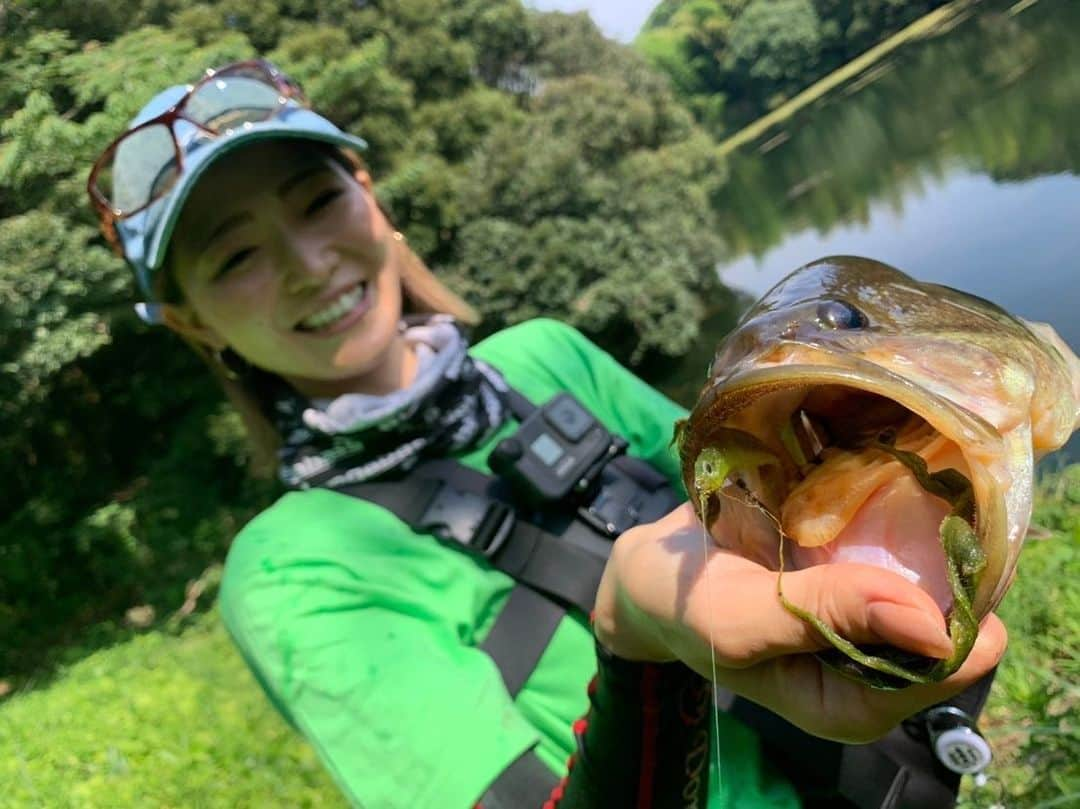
[867,602,953,659]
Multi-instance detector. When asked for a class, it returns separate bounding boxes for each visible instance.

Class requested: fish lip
[689,346,1010,618]
[699,348,1002,448]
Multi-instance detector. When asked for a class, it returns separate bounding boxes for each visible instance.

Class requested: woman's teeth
[300,283,367,330]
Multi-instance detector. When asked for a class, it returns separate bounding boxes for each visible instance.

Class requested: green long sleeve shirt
[219,318,799,809]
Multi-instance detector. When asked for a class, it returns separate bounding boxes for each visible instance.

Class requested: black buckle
[419,485,515,558]
[577,464,644,538]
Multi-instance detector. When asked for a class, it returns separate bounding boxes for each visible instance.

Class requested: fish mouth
[681,346,1011,686]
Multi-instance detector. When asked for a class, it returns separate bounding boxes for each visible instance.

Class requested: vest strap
[481,584,565,697]
[479,746,559,809]
[340,458,609,615]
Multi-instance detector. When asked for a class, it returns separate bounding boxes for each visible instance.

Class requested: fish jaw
[680,346,1015,622]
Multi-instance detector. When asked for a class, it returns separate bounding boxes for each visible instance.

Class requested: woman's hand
[593,503,1007,743]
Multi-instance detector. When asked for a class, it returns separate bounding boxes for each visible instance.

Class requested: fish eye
[816,300,868,330]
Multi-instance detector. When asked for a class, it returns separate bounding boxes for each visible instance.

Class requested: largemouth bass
[676,257,1080,689]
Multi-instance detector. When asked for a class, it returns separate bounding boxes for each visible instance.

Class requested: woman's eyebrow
[201,212,252,259]
[276,164,331,198]
[196,165,335,262]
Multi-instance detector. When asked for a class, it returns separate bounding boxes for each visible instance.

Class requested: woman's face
[166,140,409,396]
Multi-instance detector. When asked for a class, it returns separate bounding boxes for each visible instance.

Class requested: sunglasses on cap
[86,59,308,254]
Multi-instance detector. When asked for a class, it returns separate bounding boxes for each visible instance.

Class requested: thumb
[688,559,954,669]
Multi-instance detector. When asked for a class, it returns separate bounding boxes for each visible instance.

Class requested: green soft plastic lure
[690,431,783,501]
[691,434,986,691]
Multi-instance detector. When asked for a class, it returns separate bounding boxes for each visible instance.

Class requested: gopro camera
[488,393,626,508]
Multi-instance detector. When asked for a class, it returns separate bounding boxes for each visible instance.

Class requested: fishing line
[691,439,793,800]
[696,483,769,798]
[698,483,794,798]
[696,503,725,799]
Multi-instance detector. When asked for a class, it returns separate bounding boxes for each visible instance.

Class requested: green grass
[2,466,1077,808]
[958,464,1080,809]
[0,610,345,808]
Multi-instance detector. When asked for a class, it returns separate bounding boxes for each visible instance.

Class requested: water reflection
[654,0,1079,460]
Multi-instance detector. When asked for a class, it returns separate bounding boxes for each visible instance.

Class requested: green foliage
[638,0,951,135]
[169,4,232,46]
[411,87,523,164]
[528,10,666,83]
[268,30,415,173]
[0,212,124,405]
[1,0,133,44]
[448,68,722,361]
[0,0,731,677]
[450,0,532,86]
[0,30,79,119]
[0,92,85,213]
[727,0,823,101]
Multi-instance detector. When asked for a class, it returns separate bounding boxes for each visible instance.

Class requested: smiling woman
[164,141,417,399]
[128,136,478,469]
[85,58,1006,809]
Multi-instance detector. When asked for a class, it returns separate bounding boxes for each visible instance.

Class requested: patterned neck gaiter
[273,315,510,490]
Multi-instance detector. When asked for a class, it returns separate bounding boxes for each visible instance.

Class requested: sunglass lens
[98,123,179,216]
[187,66,283,132]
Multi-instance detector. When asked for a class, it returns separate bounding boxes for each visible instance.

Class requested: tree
[637,0,951,135]
[724,0,823,112]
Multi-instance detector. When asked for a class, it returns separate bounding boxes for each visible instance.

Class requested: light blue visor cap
[112,83,368,310]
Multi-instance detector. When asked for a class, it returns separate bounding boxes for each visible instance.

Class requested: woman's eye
[305,188,343,216]
[215,248,255,279]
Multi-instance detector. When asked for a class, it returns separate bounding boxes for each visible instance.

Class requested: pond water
[655,0,1080,463]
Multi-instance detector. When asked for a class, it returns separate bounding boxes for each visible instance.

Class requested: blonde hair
[160,145,479,478]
